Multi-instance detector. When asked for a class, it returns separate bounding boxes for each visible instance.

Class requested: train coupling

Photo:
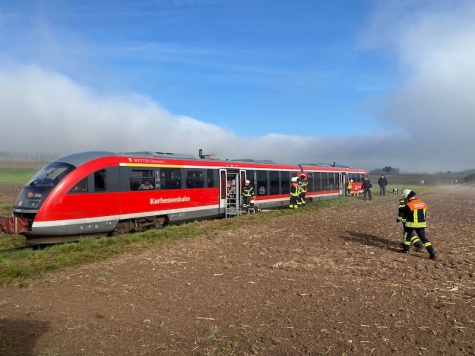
[0,216,29,234]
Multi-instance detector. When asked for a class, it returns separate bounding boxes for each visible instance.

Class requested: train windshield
[26,162,76,188]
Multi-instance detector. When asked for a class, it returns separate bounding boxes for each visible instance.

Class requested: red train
[0,150,368,244]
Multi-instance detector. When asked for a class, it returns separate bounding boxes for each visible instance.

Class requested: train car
[0,150,368,244]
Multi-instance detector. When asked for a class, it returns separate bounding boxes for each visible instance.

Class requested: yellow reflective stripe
[405,222,427,227]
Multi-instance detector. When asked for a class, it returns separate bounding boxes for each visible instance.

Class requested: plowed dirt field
[1,185,474,356]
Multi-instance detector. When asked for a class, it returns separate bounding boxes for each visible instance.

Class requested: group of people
[289,173,308,209]
[346,174,389,201]
[242,173,436,260]
[241,174,309,211]
[346,174,436,260]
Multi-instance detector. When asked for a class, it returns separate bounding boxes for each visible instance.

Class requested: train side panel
[118,188,221,222]
[30,157,122,236]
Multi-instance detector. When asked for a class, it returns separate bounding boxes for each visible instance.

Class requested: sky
[1,0,474,173]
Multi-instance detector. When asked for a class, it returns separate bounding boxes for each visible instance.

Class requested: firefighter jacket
[242,184,254,198]
[399,198,428,228]
[290,182,299,197]
[299,180,308,193]
[396,197,408,222]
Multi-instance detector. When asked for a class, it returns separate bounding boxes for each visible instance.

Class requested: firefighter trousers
[402,227,435,256]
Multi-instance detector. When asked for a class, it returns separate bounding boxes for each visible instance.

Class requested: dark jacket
[378,176,388,186]
[361,179,372,191]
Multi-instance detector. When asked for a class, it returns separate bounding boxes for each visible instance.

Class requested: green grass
[0,196,362,287]
[0,183,444,287]
[0,203,13,216]
[0,168,37,184]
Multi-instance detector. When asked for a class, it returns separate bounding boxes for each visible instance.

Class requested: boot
[429,253,437,260]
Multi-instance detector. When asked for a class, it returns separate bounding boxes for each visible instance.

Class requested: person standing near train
[398,190,436,259]
[298,173,308,206]
[378,175,388,196]
[289,177,300,208]
[242,180,254,211]
[361,176,372,201]
[347,179,353,196]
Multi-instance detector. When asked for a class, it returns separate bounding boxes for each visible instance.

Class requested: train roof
[53,151,115,167]
[300,162,354,168]
[53,151,199,168]
[229,159,278,164]
[118,151,197,160]
[50,150,367,172]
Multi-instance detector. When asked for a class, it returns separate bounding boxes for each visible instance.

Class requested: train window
[26,162,75,188]
[131,169,154,190]
[330,173,337,190]
[245,170,255,187]
[269,171,279,195]
[281,171,290,194]
[314,172,322,191]
[160,168,182,190]
[186,170,204,188]
[322,172,329,191]
[207,169,215,188]
[69,178,88,193]
[94,169,106,191]
[307,173,314,192]
[256,170,268,195]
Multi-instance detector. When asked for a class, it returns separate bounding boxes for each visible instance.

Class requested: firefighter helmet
[245,180,250,184]
[402,189,412,198]
[291,177,298,182]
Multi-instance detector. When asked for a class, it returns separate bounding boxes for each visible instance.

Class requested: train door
[222,169,241,217]
[340,172,348,197]
[227,171,239,209]
[219,169,227,209]
[239,169,247,207]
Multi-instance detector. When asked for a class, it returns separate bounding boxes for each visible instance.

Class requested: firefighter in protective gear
[226,182,236,208]
[398,190,436,259]
[347,179,353,196]
[298,173,308,205]
[397,189,423,251]
[289,177,300,208]
[241,179,254,211]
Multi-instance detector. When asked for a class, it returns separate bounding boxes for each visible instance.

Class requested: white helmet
[245,180,250,184]
[291,177,298,182]
[402,189,412,198]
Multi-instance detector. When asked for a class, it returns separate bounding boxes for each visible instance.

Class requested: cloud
[0,60,472,174]
[0,65,391,171]
[2,0,475,174]
[357,0,475,172]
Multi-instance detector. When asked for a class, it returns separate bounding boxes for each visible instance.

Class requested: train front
[0,161,75,238]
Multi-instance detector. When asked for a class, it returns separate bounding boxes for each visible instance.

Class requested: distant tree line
[370,166,400,175]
